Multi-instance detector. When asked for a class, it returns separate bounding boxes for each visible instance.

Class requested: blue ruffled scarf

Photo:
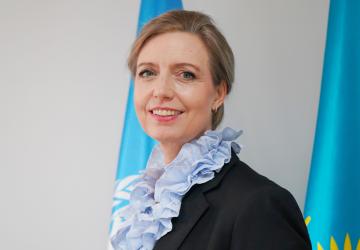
[111,127,242,250]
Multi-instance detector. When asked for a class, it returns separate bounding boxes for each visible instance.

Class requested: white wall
[0,0,329,249]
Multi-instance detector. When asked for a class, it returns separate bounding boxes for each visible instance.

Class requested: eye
[138,69,156,78]
[180,71,196,80]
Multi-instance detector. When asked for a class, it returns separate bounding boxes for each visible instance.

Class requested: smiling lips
[150,108,184,122]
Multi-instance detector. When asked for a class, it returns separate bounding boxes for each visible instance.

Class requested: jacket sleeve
[230,186,312,250]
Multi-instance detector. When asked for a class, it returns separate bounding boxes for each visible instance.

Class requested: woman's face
[134,31,225,146]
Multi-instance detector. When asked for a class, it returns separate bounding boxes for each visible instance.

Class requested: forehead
[137,31,209,67]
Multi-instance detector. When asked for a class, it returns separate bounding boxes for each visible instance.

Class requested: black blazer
[154,149,312,250]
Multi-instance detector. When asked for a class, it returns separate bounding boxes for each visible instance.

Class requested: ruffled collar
[111,127,242,250]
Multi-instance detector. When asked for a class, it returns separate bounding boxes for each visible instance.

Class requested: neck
[159,142,182,165]
[158,127,212,165]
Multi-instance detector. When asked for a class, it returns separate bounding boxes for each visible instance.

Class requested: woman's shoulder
[205,149,304,216]
[206,151,312,249]
[162,149,312,250]
[219,150,291,195]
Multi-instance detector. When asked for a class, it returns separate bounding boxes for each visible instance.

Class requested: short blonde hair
[128,10,235,129]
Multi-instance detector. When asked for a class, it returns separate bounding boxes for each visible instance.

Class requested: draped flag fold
[304,0,360,249]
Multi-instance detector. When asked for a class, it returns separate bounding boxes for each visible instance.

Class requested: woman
[111,10,311,250]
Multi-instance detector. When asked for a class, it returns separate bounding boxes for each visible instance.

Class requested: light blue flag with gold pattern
[109,0,183,248]
[304,0,360,249]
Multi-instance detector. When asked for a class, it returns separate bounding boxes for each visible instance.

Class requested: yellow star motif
[305,216,360,250]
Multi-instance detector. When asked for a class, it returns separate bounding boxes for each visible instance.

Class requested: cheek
[192,98,211,112]
[133,86,140,109]
[181,87,214,112]
[133,83,147,118]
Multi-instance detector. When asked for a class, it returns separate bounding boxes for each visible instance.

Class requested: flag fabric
[304,0,360,249]
[109,0,183,247]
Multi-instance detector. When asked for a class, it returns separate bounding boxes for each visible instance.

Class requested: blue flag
[304,0,360,249]
[109,0,183,246]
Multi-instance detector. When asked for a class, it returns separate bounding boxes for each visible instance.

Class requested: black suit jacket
[153,149,312,250]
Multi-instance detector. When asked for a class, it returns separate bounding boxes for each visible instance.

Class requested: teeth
[152,109,181,116]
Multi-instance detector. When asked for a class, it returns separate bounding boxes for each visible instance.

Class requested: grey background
[0,0,329,249]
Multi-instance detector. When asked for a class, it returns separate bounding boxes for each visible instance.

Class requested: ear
[213,80,227,108]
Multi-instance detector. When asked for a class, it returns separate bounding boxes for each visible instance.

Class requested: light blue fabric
[111,127,242,250]
[304,0,360,248]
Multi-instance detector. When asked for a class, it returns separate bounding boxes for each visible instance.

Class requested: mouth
[149,108,184,122]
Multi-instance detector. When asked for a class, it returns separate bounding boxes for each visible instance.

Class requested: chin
[147,127,183,144]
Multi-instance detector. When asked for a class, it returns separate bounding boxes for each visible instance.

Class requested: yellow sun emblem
[305,216,360,250]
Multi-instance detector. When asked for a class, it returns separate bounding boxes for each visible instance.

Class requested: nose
[152,73,174,100]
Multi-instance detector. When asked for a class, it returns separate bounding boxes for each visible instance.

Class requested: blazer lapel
[153,185,209,250]
[200,148,238,194]
[153,149,238,250]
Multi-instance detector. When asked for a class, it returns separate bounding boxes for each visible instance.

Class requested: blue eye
[181,71,195,80]
[138,70,155,78]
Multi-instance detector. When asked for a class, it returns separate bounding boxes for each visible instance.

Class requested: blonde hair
[128,10,235,129]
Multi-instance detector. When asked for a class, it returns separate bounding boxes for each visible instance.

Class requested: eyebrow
[136,62,201,72]
[173,63,201,72]
[137,62,157,69]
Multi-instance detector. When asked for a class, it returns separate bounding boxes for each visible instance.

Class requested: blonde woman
[111,10,311,250]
